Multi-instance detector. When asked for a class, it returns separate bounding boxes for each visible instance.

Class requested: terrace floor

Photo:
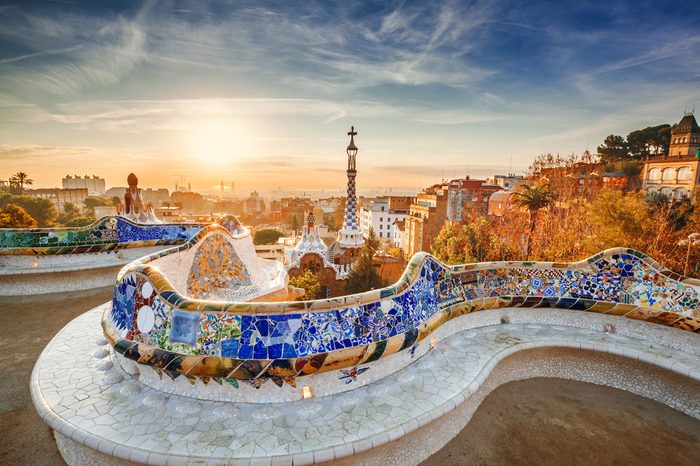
[2,289,699,465]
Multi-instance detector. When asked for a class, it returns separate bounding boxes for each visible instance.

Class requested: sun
[187,120,251,167]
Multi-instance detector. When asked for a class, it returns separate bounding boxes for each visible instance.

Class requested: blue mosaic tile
[169,310,201,346]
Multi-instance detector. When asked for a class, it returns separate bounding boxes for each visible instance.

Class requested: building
[404,177,502,257]
[485,174,524,191]
[390,219,406,250]
[141,188,170,206]
[171,191,207,215]
[155,205,182,219]
[360,196,412,240]
[285,127,365,297]
[279,196,314,227]
[642,112,700,199]
[488,191,517,217]
[94,205,118,217]
[329,126,365,266]
[25,188,88,212]
[404,187,448,258]
[62,175,106,195]
[244,191,266,216]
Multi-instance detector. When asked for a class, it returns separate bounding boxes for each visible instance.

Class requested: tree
[597,135,628,162]
[83,196,108,215]
[345,228,385,294]
[626,124,671,159]
[288,270,322,301]
[9,172,33,194]
[63,216,97,227]
[58,202,81,225]
[386,247,403,259]
[0,204,37,228]
[431,221,474,265]
[512,185,556,259]
[253,228,285,245]
[327,197,346,231]
[0,194,57,227]
[112,196,123,211]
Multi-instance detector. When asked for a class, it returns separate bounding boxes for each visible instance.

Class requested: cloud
[0,144,97,160]
[0,8,147,97]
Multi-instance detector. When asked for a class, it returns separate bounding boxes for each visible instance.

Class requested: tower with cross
[337,126,365,252]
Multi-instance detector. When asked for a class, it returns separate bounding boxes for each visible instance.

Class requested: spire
[338,126,365,249]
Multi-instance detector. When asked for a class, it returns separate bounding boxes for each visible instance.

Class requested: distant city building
[62,174,106,195]
[279,196,313,226]
[575,172,629,193]
[404,177,502,257]
[643,112,700,199]
[94,205,118,217]
[141,188,170,206]
[485,174,524,191]
[244,191,266,216]
[171,191,207,215]
[155,205,182,219]
[360,196,412,240]
[488,191,517,217]
[390,219,406,250]
[25,188,88,212]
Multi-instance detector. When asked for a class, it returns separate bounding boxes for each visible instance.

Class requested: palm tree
[10,172,33,193]
[512,185,556,259]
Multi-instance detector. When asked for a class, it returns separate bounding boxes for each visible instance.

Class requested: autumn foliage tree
[512,185,556,259]
[288,271,322,301]
[0,204,37,228]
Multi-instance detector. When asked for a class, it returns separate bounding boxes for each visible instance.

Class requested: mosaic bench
[32,234,700,465]
[0,215,232,255]
[103,224,700,401]
[0,215,239,295]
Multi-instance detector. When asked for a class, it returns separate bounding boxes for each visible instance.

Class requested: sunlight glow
[187,120,252,168]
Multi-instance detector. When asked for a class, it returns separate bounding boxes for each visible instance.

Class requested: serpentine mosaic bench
[0,215,237,255]
[104,228,700,400]
[0,215,239,295]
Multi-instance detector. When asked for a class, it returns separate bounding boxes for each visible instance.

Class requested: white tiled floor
[32,306,700,465]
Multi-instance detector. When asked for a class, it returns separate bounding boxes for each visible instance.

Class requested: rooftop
[672,113,700,134]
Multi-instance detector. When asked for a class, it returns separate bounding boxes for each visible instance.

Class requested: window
[678,167,692,181]
[683,137,687,143]
[660,187,672,196]
[648,168,660,180]
[675,188,688,199]
[662,168,675,181]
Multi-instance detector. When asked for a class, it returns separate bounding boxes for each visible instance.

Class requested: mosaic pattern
[104,231,700,388]
[0,216,205,255]
[186,234,252,299]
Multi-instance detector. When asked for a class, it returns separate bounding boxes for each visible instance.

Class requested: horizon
[1,0,699,192]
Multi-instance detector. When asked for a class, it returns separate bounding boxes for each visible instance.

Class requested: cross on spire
[348,126,357,137]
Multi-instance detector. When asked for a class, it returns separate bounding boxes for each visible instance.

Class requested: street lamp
[679,232,700,277]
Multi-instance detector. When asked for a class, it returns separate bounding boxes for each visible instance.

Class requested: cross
[348,126,357,137]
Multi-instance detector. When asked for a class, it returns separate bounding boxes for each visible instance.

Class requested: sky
[1,0,699,193]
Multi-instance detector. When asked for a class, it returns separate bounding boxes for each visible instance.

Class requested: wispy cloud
[0,1,699,189]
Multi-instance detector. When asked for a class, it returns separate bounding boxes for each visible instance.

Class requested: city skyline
[1,0,699,191]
